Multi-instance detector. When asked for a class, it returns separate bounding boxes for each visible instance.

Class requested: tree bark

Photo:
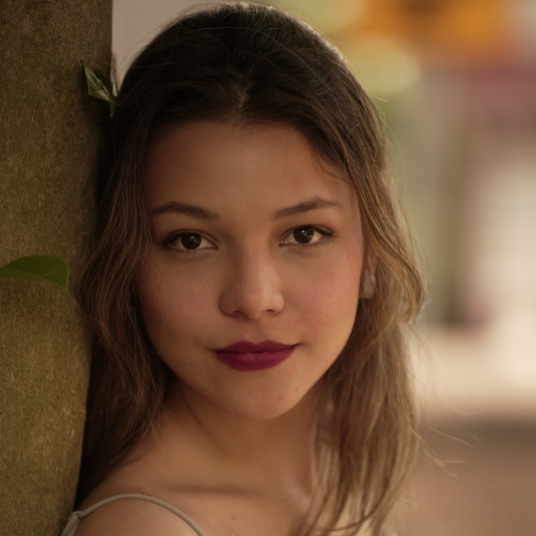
[0,1,112,534]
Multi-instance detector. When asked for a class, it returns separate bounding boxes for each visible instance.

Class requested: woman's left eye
[282,226,333,246]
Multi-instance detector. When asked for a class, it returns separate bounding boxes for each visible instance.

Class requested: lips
[213,340,297,371]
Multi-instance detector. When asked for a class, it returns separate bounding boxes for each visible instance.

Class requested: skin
[77,122,367,536]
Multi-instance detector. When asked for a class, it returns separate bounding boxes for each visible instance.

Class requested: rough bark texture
[0,1,112,535]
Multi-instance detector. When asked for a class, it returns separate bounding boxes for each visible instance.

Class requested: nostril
[219,286,284,319]
[218,255,285,319]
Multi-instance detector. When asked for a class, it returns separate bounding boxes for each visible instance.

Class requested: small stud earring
[361,270,376,299]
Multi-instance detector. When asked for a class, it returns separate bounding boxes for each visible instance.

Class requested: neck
[146,378,322,498]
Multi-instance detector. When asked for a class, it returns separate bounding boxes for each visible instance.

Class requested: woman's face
[138,122,365,421]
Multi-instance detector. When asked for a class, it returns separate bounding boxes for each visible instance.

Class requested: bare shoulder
[73,496,201,536]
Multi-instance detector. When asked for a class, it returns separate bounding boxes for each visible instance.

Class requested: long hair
[77,3,424,534]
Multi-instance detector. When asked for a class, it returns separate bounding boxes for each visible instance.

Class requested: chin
[211,379,322,422]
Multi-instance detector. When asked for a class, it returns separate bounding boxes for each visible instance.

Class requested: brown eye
[293,227,315,244]
[180,233,202,249]
[164,231,214,253]
[283,225,332,247]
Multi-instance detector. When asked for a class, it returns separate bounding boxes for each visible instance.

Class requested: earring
[361,270,376,299]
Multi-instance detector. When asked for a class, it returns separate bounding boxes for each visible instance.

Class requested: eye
[164,232,214,252]
[283,226,333,246]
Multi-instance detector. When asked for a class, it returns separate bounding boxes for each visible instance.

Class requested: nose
[219,249,284,319]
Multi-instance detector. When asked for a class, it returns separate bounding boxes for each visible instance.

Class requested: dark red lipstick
[213,340,297,371]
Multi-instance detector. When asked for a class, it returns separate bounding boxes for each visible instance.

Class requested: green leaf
[84,63,117,116]
[95,67,107,85]
[0,255,69,290]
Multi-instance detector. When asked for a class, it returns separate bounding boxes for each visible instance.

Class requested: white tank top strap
[60,493,207,536]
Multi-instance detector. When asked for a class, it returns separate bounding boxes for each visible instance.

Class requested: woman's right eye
[164,232,214,252]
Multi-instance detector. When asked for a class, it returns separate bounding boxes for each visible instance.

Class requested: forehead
[143,121,359,219]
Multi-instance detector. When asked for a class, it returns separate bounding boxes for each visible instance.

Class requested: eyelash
[162,225,334,254]
[281,225,333,247]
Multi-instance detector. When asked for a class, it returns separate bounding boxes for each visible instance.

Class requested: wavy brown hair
[77,3,424,534]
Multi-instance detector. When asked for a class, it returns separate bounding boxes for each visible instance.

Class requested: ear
[360,244,377,300]
[365,243,378,275]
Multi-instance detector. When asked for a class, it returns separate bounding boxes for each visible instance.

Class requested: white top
[60,493,207,536]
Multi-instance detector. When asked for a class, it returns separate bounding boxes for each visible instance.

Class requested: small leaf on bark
[0,255,69,290]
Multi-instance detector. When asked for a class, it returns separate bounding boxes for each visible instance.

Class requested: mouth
[213,340,298,372]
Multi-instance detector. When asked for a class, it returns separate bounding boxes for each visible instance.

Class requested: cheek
[182,287,209,316]
[136,263,212,344]
[292,257,362,331]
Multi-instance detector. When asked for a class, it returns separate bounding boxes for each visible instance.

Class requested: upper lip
[214,340,295,353]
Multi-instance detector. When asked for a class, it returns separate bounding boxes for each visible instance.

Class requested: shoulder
[73,496,201,536]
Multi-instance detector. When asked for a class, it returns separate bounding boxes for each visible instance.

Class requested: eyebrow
[152,196,341,221]
[273,197,341,220]
[152,202,220,220]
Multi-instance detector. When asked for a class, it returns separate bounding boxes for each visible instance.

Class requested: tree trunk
[0,1,112,534]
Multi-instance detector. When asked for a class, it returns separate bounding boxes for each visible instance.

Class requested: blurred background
[112,1,536,534]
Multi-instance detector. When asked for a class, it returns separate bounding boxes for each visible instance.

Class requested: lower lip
[213,345,297,372]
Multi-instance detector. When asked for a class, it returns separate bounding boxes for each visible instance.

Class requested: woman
[64,3,424,535]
